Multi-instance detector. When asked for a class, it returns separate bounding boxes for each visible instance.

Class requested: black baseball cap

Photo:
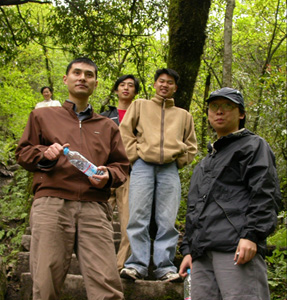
[206,87,244,108]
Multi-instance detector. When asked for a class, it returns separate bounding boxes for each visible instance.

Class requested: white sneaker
[159,272,182,282]
[120,268,144,280]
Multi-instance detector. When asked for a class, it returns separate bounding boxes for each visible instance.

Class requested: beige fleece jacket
[119,94,197,169]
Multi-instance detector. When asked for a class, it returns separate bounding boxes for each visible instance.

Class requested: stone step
[14,252,82,280]
[20,273,183,300]
[14,251,182,281]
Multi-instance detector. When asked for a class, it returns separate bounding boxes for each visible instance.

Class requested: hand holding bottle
[179,254,193,278]
[63,147,108,188]
[88,166,110,189]
[43,143,70,161]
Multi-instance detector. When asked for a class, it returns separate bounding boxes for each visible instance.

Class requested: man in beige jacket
[119,68,197,282]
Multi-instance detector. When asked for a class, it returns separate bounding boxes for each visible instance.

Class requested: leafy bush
[0,168,32,264]
[266,211,287,299]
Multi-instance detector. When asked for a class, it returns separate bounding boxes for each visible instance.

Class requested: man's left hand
[88,166,109,189]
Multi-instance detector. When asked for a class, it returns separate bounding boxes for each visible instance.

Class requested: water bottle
[63,147,104,177]
[184,268,191,300]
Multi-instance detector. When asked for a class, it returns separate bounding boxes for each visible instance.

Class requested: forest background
[0,0,286,299]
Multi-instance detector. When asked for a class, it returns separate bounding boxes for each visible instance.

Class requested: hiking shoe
[159,272,183,282]
[120,268,144,281]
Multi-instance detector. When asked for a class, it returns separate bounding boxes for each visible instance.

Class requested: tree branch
[262,0,280,74]
[0,0,51,6]
[0,7,20,46]
[203,58,222,87]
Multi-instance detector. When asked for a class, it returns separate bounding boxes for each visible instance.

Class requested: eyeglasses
[208,102,237,112]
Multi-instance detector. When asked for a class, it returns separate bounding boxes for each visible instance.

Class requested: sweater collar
[151,94,175,108]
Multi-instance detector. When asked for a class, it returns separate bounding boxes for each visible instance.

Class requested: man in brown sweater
[16,57,129,300]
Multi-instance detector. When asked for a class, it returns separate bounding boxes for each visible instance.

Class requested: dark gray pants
[190,251,270,300]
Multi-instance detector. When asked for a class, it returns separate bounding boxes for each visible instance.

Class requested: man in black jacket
[179,87,280,300]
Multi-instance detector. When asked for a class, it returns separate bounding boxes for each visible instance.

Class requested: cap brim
[206,95,240,104]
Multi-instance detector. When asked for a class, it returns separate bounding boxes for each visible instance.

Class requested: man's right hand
[43,143,70,161]
[179,254,193,278]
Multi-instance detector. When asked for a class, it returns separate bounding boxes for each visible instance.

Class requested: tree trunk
[200,73,211,153]
[168,0,211,111]
[43,46,53,91]
[222,0,235,87]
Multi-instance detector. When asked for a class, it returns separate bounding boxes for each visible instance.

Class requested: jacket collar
[151,94,175,108]
[208,129,253,154]
[107,105,117,111]
[63,100,94,120]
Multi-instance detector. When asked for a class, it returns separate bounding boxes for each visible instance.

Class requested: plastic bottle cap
[187,268,191,274]
[63,147,69,155]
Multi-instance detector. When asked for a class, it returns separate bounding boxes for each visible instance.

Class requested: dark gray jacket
[180,129,280,260]
[101,106,119,125]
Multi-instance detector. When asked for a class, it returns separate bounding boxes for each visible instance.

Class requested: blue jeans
[125,158,181,278]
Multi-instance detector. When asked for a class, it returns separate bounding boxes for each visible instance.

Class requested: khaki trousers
[30,197,124,300]
[109,176,130,271]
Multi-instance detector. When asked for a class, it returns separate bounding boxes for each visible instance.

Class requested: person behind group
[179,87,280,299]
[119,68,197,282]
[16,57,130,300]
[35,86,61,109]
[101,74,140,271]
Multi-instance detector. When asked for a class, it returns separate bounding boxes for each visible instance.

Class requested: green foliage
[267,212,287,249]
[0,168,32,263]
[266,211,287,299]
[0,1,286,299]
[0,3,52,63]
[266,245,287,299]
[47,0,169,100]
[176,155,204,231]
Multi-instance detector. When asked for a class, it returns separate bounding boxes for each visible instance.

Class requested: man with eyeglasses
[179,87,280,299]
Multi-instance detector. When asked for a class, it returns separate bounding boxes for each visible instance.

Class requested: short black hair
[154,68,180,85]
[41,86,53,94]
[113,75,140,94]
[66,57,98,78]
[238,105,246,129]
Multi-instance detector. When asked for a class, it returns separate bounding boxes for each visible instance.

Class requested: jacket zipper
[160,99,166,164]
[208,148,240,236]
[78,120,82,200]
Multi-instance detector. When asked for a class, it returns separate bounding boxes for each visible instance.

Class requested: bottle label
[83,163,98,176]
